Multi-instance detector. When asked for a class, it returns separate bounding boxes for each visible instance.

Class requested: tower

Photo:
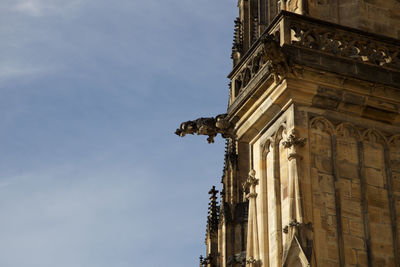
[176,1,400,266]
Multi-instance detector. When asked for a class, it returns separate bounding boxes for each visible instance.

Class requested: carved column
[244,170,260,267]
[282,129,307,225]
[281,129,313,266]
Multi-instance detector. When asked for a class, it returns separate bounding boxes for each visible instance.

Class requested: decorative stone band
[290,20,400,71]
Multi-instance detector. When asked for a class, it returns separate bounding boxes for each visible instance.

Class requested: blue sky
[0,1,236,266]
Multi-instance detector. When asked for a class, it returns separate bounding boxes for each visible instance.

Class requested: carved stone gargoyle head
[175,113,234,143]
[175,120,198,137]
[260,33,292,83]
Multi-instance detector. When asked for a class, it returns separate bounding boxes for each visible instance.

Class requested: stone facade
[176,1,400,266]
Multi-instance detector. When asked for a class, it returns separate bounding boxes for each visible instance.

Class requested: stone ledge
[287,45,400,89]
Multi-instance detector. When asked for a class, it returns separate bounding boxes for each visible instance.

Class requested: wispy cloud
[0,182,11,189]
[13,0,83,17]
[14,0,41,16]
[0,64,51,84]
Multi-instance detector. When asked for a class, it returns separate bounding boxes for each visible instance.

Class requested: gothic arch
[310,116,335,135]
[274,123,287,145]
[336,122,361,140]
[261,138,274,158]
[362,129,387,145]
[260,138,274,180]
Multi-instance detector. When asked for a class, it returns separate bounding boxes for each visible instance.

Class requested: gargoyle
[261,34,292,82]
[175,114,234,143]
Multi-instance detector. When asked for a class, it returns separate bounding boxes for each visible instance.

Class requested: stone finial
[246,257,256,263]
[209,185,219,198]
[282,129,307,148]
[243,170,259,191]
[243,170,259,201]
[207,186,219,233]
[283,219,302,234]
[199,255,204,267]
[232,17,243,65]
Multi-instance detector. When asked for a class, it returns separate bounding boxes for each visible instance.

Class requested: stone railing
[228,11,400,107]
[289,16,400,70]
[228,22,280,101]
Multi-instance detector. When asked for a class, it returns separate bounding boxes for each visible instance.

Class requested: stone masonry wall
[247,105,400,266]
[308,115,399,266]
[307,0,400,39]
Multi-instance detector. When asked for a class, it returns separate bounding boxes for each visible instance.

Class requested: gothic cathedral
[175,0,400,266]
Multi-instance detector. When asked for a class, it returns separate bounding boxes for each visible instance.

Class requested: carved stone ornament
[227,252,246,265]
[282,130,307,148]
[175,113,234,143]
[283,219,302,234]
[242,170,259,191]
[200,254,213,265]
[233,32,295,96]
[246,257,257,264]
[246,192,258,199]
[288,153,303,161]
[260,34,293,83]
[290,20,400,70]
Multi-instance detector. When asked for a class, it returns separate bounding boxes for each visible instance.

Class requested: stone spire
[232,17,243,66]
[207,186,219,234]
